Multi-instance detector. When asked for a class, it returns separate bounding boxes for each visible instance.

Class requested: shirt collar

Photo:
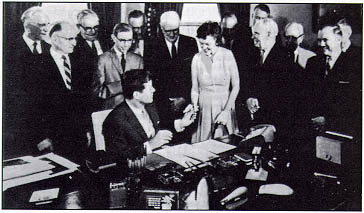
[113,46,127,58]
[126,99,145,115]
[23,33,41,50]
[165,36,179,48]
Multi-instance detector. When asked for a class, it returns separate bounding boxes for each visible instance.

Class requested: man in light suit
[284,22,316,69]
[103,69,196,165]
[94,23,143,110]
[4,6,51,159]
[144,11,198,125]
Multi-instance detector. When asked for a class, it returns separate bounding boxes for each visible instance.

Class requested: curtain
[89,3,121,39]
[144,3,184,38]
[218,3,250,26]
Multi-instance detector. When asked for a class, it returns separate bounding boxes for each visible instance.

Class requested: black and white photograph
[2,1,362,211]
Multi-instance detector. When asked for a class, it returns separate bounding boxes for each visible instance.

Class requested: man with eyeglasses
[144,11,198,130]
[4,6,51,159]
[25,21,90,163]
[284,22,316,69]
[128,10,146,56]
[94,23,143,110]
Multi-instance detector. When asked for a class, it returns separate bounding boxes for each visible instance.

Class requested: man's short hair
[254,4,270,15]
[253,18,278,37]
[122,69,152,99]
[76,9,99,24]
[320,24,343,37]
[113,23,132,36]
[128,10,145,20]
[284,22,304,35]
[49,21,77,38]
[160,11,180,28]
[21,6,44,23]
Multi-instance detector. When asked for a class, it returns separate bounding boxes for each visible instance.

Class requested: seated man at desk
[102,69,196,165]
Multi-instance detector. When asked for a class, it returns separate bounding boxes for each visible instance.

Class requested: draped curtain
[144,3,184,38]
[89,3,121,40]
[217,3,250,27]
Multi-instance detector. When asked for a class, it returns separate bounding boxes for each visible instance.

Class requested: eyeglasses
[284,34,304,41]
[115,38,133,44]
[78,24,100,33]
[57,35,77,41]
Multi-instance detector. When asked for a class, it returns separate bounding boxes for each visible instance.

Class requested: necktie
[62,55,72,90]
[91,41,98,56]
[121,53,126,72]
[171,42,177,59]
[325,56,332,77]
[33,42,40,55]
[259,49,265,65]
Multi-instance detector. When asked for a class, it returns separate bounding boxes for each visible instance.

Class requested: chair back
[91,109,112,151]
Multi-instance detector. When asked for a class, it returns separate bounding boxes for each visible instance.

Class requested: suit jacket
[145,34,198,102]
[38,53,89,161]
[4,37,51,159]
[72,34,111,95]
[295,47,316,69]
[94,48,144,110]
[305,51,362,136]
[102,101,160,164]
[241,42,295,134]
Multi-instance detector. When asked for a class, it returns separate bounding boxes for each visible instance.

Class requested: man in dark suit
[128,10,146,56]
[38,22,88,163]
[240,18,294,141]
[93,23,143,110]
[4,6,51,159]
[305,24,361,137]
[103,69,196,165]
[144,11,198,124]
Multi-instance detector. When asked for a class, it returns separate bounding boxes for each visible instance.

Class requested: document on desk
[3,153,80,191]
[154,144,218,168]
[192,139,236,154]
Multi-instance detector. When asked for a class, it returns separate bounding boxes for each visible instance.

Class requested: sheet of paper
[154,144,202,168]
[192,139,236,154]
[243,127,267,141]
[29,188,60,203]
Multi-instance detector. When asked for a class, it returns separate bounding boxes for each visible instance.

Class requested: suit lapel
[123,102,149,141]
[110,48,123,74]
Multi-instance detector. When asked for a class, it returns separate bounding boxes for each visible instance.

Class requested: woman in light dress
[191,22,240,143]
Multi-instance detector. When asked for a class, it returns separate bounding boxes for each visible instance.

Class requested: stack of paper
[3,153,80,191]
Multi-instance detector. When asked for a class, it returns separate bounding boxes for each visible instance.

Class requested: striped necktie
[61,55,72,90]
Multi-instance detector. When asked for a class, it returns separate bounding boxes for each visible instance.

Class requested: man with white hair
[305,23,361,136]
[5,6,51,158]
[144,11,198,128]
[240,18,294,142]
[284,22,316,69]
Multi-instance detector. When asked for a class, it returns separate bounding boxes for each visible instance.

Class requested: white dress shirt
[50,47,71,89]
[86,40,103,55]
[23,33,42,54]
[165,37,179,58]
[261,41,275,64]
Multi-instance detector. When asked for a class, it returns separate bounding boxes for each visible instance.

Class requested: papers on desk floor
[3,153,80,191]
[154,140,235,168]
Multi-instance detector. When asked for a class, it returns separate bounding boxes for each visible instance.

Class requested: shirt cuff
[174,119,185,132]
[144,142,153,154]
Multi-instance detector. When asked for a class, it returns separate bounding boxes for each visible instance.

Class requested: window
[41,3,88,25]
[180,3,221,38]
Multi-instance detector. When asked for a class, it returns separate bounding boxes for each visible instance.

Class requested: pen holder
[126,146,147,174]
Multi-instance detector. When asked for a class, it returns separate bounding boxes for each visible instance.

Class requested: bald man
[38,22,90,162]
[284,22,316,69]
[144,11,198,127]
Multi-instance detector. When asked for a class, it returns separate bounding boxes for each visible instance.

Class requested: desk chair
[91,109,112,151]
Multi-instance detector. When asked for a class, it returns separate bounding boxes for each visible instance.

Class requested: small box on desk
[142,189,180,210]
